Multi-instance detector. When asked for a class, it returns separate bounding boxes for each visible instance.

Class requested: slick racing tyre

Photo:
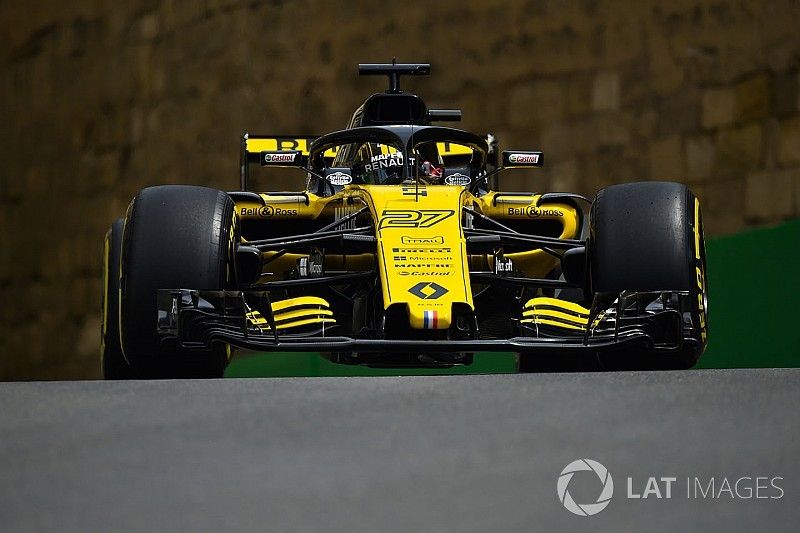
[101,218,135,379]
[120,185,236,378]
[588,181,708,369]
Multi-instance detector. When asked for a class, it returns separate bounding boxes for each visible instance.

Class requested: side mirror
[501,150,544,168]
[468,149,544,192]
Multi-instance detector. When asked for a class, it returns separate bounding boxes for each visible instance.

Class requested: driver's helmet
[353,143,404,184]
[418,160,444,183]
[414,141,444,184]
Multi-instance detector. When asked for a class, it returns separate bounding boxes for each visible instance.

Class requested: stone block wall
[1,0,799,378]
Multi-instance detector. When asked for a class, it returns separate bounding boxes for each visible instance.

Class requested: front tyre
[589,181,708,369]
[101,218,134,379]
[120,185,236,378]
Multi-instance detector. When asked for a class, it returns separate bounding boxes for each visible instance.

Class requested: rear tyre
[101,218,134,379]
[120,185,236,378]
[589,181,708,369]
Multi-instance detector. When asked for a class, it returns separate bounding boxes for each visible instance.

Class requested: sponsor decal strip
[509,153,539,164]
[327,172,352,186]
[261,151,300,164]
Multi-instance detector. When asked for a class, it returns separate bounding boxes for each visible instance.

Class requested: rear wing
[239,133,493,191]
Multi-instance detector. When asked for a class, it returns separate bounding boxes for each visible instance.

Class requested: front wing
[156,289,699,357]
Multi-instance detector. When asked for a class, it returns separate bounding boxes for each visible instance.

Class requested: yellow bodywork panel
[244,137,472,160]
[234,183,583,331]
[271,296,330,312]
[273,308,334,322]
[246,296,336,330]
[520,297,590,331]
[245,138,338,158]
[352,185,472,330]
[522,296,589,316]
[473,192,580,279]
[237,192,333,220]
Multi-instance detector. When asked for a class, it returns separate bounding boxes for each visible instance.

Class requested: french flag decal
[423,310,438,329]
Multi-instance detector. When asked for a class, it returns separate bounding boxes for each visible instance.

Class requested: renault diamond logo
[408,282,448,300]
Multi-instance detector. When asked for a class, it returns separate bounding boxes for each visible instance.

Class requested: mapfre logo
[557,459,614,517]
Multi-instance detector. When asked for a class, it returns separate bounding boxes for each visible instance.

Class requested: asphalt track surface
[1,369,798,532]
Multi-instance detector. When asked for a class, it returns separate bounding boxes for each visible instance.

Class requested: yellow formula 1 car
[101,63,708,378]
